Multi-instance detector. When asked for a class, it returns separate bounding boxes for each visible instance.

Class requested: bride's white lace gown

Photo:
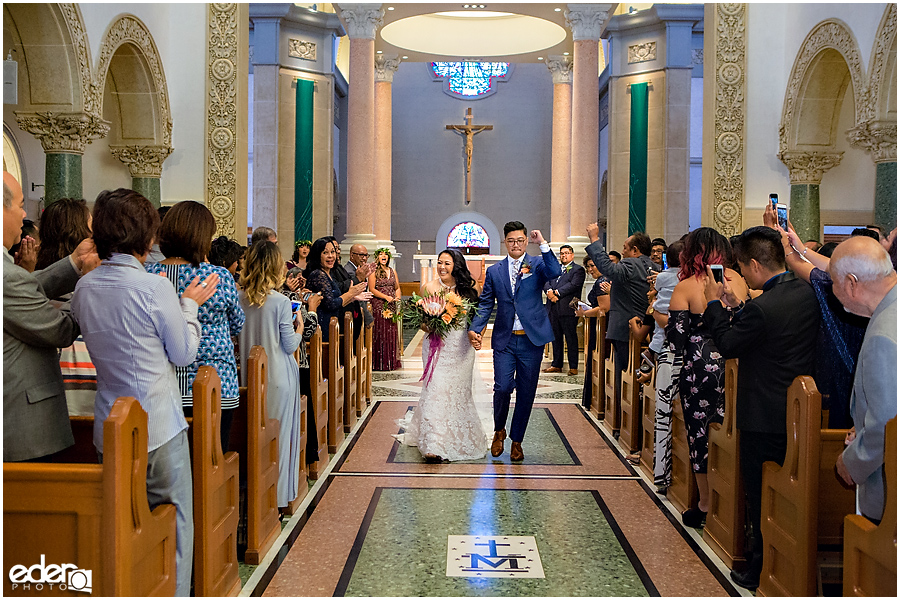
[395,329,492,461]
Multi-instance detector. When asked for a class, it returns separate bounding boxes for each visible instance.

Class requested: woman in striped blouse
[145,201,245,453]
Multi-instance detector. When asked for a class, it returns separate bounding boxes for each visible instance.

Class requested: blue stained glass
[432,62,509,98]
[448,222,490,248]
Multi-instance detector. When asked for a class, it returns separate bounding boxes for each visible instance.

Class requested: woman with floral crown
[393,248,492,462]
[368,248,403,371]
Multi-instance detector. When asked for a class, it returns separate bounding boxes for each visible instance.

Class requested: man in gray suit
[3,172,98,461]
[345,243,374,326]
[831,235,897,523]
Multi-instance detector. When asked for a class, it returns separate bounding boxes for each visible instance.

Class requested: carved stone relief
[864,3,896,123]
[565,4,612,41]
[109,145,174,178]
[340,5,383,40]
[778,19,866,156]
[546,55,573,84]
[15,112,110,154]
[374,55,401,83]
[289,39,317,61]
[628,42,657,64]
[206,3,239,237]
[847,120,897,163]
[692,49,703,66]
[93,15,173,148]
[710,3,746,237]
[779,150,844,185]
[58,4,96,116]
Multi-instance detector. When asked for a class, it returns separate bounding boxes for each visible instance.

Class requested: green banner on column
[295,79,314,243]
[628,82,649,236]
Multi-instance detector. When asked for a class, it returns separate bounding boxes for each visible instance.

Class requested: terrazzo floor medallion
[245,329,747,597]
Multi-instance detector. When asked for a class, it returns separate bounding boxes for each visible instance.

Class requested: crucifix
[446,107,493,205]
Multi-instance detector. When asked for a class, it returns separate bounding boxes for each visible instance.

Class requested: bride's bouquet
[385,289,475,339]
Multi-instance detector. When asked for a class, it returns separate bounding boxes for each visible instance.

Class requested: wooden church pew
[231,346,281,566]
[843,417,896,597]
[703,358,746,569]
[283,344,309,517]
[589,315,607,419]
[668,394,699,515]
[602,342,620,433]
[322,317,345,453]
[190,366,241,597]
[342,312,359,432]
[3,397,177,596]
[757,375,855,597]
[355,321,372,415]
[638,360,657,479]
[618,328,645,453]
[307,326,330,479]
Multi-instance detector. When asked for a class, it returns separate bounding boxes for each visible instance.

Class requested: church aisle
[244,341,745,597]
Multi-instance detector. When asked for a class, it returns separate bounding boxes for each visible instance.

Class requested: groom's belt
[513,330,527,335]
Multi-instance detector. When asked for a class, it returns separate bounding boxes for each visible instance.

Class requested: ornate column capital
[565,4,612,41]
[109,145,174,178]
[546,55,573,84]
[340,4,383,40]
[847,120,897,163]
[778,150,844,185]
[374,54,401,83]
[14,111,110,154]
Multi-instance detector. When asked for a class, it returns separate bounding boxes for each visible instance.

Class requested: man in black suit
[702,226,819,590]
[543,244,586,375]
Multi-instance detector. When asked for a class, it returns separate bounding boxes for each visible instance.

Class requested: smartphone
[661,254,668,271]
[301,291,312,303]
[291,301,301,313]
[710,264,724,284]
[776,203,789,230]
[769,193,779,211]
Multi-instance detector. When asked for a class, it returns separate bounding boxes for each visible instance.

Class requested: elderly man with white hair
[831,235,897,524]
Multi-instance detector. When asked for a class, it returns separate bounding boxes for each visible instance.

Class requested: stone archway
[94,14,173,205]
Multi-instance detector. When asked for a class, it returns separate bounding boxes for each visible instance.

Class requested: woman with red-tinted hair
[665,227,748,529]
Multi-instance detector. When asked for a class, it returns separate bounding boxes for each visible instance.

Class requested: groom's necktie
[510,259,520,292]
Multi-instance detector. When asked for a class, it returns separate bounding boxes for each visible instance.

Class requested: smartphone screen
[710,264,724,284]
[776,204,788,230]
[769,193,778,210]
[662,254,668,270]
[291,301,301,313]
[302,291,312,302]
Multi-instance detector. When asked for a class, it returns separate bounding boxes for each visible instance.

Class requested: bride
[394,248,492,462]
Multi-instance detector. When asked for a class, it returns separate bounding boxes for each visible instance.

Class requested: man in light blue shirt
[72,189,218,597]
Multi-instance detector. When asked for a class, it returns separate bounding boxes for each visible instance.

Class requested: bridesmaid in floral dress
[368,248,402,371]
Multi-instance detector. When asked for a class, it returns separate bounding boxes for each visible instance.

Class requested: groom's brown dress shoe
[510,442,524,462]
[491,429,507,457]
[542,366,562,373]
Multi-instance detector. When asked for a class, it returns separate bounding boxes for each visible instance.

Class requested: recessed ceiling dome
[380,12,567,58]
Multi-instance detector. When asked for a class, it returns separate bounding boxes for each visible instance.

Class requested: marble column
[778,151,843,242]
[566,4,611,257]
[109,145,174,208]
[546,55,573,247]
[340,4,383,251]
[374,54,400,256]
[14,112,110,204]
[848,120,897,231]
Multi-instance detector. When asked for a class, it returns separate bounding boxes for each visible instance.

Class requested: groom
[468,222,561,461]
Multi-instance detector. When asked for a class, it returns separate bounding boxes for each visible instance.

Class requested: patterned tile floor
[238,328,753,597]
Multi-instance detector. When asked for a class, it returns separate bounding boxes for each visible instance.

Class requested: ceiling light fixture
[377,50,383,54]
[537,56,544,60]
[554,7,562,11]
[402,55,408,59]
[387,6,394,9]
[563,52,569,56]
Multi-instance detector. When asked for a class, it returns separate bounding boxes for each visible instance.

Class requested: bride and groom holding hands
[396,221,561,463]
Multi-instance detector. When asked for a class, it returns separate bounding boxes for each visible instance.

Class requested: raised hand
[14,235,37,272]
[586,222,600,243]
[529,229,545,246]
[307,291,322,312]
[285,273,302,292]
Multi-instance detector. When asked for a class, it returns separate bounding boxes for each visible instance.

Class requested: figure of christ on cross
[446,107,493,204]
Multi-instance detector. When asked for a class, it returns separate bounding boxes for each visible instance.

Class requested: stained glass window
[448,222,490,248]
[431,62,510,98]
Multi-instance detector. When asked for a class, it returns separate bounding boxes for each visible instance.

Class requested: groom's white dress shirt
[507,243,550,333]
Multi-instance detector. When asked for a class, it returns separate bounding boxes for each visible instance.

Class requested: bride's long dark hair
[439,248,479,303]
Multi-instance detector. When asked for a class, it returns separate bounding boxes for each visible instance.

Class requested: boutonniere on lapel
[563,263,572,273]
[519,257,533,279]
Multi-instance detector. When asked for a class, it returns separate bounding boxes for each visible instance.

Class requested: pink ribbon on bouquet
[419,332,444,386]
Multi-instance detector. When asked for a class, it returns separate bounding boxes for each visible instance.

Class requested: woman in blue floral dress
[146,201,245,453]
[666,228,748,528]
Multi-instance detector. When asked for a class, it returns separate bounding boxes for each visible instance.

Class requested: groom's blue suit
[469,247,561,442]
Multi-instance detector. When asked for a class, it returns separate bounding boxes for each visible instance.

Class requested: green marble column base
[790,184,820,243]
[874,162,896,231]
[44,153,82,205]
[132,177,161,208]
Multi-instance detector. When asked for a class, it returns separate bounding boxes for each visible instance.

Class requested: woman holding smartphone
[666,228,748,528]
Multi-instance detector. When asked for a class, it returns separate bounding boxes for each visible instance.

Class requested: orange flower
[444,303,458,317]
[441,312,453,324]
[445,292,463,306]
[382,309,393,319]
